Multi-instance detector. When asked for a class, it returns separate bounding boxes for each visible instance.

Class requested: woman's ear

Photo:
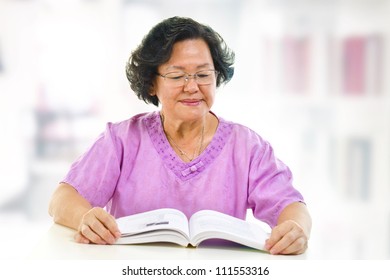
[149,83,156,96]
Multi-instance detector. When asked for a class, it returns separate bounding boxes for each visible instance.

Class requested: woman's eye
[167,73,185,80]
[171,75,184,80]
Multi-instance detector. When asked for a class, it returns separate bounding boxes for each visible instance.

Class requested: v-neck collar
[144,111,232,181]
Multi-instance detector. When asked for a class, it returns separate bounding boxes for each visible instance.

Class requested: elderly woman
[49,16,311,255]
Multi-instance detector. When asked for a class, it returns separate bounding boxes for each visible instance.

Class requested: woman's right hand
[75,207,122,245]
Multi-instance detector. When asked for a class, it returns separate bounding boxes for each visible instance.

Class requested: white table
[25,224,390,280]
[28,223,308,260]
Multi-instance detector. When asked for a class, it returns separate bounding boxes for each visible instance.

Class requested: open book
[115,208,270,251]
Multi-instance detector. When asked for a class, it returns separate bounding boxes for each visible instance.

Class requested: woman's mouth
[180,99,202,106]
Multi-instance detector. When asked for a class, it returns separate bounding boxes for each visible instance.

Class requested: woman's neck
[159,111,218,162]
[160,113,206,140]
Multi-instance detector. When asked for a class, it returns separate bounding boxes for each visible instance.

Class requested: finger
[279,237,308,255]
[86,218,119,244]
[79,208,121,244]
[90,210,121,243]
[94,210,122,239]
[269,227,305,255]
[74,232,90,244]
[265,223,291,250]
[79,222,108,245]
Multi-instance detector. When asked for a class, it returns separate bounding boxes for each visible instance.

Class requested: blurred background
[0,0,389,259]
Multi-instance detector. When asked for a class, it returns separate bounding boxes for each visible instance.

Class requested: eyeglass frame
[156,69,218,86]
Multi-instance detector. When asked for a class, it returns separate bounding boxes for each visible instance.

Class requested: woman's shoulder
[107,111,156,128]
[217,114,264,141]
[216,114,272,158]
[104,111,158,138]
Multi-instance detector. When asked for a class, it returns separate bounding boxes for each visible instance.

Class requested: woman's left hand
[264,220,309,255]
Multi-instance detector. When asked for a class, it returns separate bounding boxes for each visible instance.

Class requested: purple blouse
[62,111,304,227]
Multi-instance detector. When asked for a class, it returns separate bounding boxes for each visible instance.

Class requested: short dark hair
[126,16,235,106]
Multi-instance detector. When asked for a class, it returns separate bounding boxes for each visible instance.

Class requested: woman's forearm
[48,183,92,230]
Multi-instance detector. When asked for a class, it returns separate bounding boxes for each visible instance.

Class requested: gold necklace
[161,114,205,162]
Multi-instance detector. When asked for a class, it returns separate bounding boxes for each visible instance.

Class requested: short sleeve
[61,123,122,207]
[247,138,304,228]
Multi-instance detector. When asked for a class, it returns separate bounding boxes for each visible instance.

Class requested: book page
[115,230,190,247]
[116,208,190,240]
[189,210,270,250]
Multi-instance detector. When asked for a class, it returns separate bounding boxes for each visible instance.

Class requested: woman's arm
[48,183,92,230]
[264,202,312,255]
[48,183,121,244]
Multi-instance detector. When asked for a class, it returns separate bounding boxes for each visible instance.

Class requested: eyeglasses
[157,70,217,87]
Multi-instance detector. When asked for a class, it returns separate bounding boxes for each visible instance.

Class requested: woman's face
[154,39,216,122]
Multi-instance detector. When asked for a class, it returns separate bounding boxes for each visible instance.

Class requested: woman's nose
[183,76,199,92]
